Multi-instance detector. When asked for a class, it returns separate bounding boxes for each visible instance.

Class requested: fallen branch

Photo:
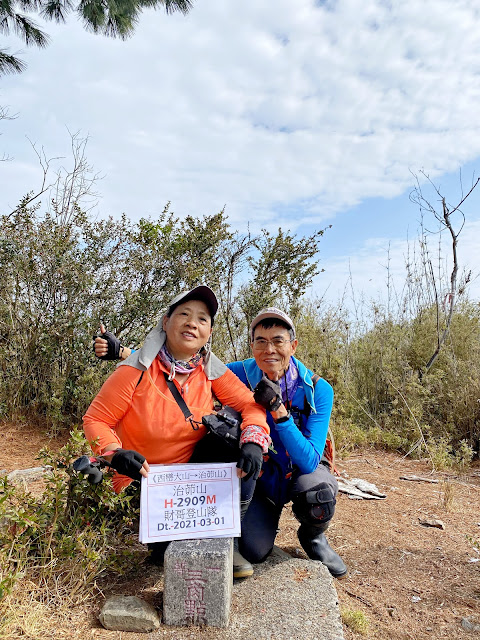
[400,475,439,484]
[337,479,386,500]
[343,588,373,608]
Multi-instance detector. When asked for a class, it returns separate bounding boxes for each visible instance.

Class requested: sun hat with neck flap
[118,285,227,379]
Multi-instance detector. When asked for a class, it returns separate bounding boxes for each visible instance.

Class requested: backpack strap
[162,372,202,431]
[302,372,337,475]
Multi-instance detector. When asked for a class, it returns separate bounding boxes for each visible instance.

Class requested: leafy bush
[0,428,143,609]
[0,195,326,432]
[293,298,480,463]
[2,158,479,464]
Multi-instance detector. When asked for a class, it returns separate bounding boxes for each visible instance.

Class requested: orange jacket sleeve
[83,365,143,455]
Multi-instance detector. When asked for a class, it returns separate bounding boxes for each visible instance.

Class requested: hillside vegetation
[1,187,479,464]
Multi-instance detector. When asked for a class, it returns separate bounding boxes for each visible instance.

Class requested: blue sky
[1,0,480,306]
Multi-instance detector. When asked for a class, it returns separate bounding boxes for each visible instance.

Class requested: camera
[216,406,242,428]
[73,455,104,484]
[202,406,241,448]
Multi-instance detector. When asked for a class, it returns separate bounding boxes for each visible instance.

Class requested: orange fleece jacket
[83,357,268,492]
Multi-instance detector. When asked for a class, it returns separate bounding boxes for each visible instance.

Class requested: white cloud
[2,0,480,234]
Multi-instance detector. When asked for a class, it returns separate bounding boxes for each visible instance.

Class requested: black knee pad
[292,483,336,525]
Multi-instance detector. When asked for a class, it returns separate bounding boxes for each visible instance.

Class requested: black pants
[239,461,338,564]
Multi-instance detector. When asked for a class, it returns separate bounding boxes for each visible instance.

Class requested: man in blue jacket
[227,307,347,579]
[94,307,347,579]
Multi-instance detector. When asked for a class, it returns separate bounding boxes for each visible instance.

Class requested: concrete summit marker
[163,537,233,627]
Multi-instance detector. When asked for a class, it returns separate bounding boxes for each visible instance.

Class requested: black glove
[236,443,263,481]
[253,377,283,411]
[109,449,146,480]
[93,330,122,360]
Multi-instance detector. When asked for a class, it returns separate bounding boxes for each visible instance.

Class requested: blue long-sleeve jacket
[227,357,333,505]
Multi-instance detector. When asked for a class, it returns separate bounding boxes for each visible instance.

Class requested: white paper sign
[139,462,241,543]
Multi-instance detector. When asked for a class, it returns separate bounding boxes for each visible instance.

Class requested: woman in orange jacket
[83,285,269,578]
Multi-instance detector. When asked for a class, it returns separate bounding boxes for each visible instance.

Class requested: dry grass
[440,479,455,511]
[1,583,64,640]
[0,573,110,640]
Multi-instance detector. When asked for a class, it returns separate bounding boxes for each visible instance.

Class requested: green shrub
[2,178,479,463]
[0,197,326,433]
[0,428,143,607]
[294,298,480,462]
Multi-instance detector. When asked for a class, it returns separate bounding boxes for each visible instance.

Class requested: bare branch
[49,130,102,224]
[216,232,254,360]
[0,105,18,161]
[411,170,480,379]
[5,131,101,219]
[5,138,61,217]
[446,176,480,219]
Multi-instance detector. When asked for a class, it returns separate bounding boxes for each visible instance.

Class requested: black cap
[167,285,218,319]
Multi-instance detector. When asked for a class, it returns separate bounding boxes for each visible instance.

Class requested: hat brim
[168,285,218,318]
[250,311,295,340]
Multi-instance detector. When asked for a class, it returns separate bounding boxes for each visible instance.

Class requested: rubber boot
[233,536,254,578]
[297,522,348,579]
[233,497,254,579]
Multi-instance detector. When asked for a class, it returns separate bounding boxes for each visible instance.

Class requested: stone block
[229,547,344,640]
[99,595,160,632]
[163,537,233,627]
[7,466,52,484]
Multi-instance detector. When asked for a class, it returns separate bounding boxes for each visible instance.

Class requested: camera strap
[163,372,201,430]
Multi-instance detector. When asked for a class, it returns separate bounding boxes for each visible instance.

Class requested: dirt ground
[1,421,480,640]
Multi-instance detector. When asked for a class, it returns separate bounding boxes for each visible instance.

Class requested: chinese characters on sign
[139,463,240,543]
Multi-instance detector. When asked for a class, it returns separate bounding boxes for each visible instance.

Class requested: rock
[462,617,480,632]
[228,547,344,640]
[98,595,160,632]
[97,546,343,638]
[418,518,445,530]
[163,537,233,628]
[7,466,52,483]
